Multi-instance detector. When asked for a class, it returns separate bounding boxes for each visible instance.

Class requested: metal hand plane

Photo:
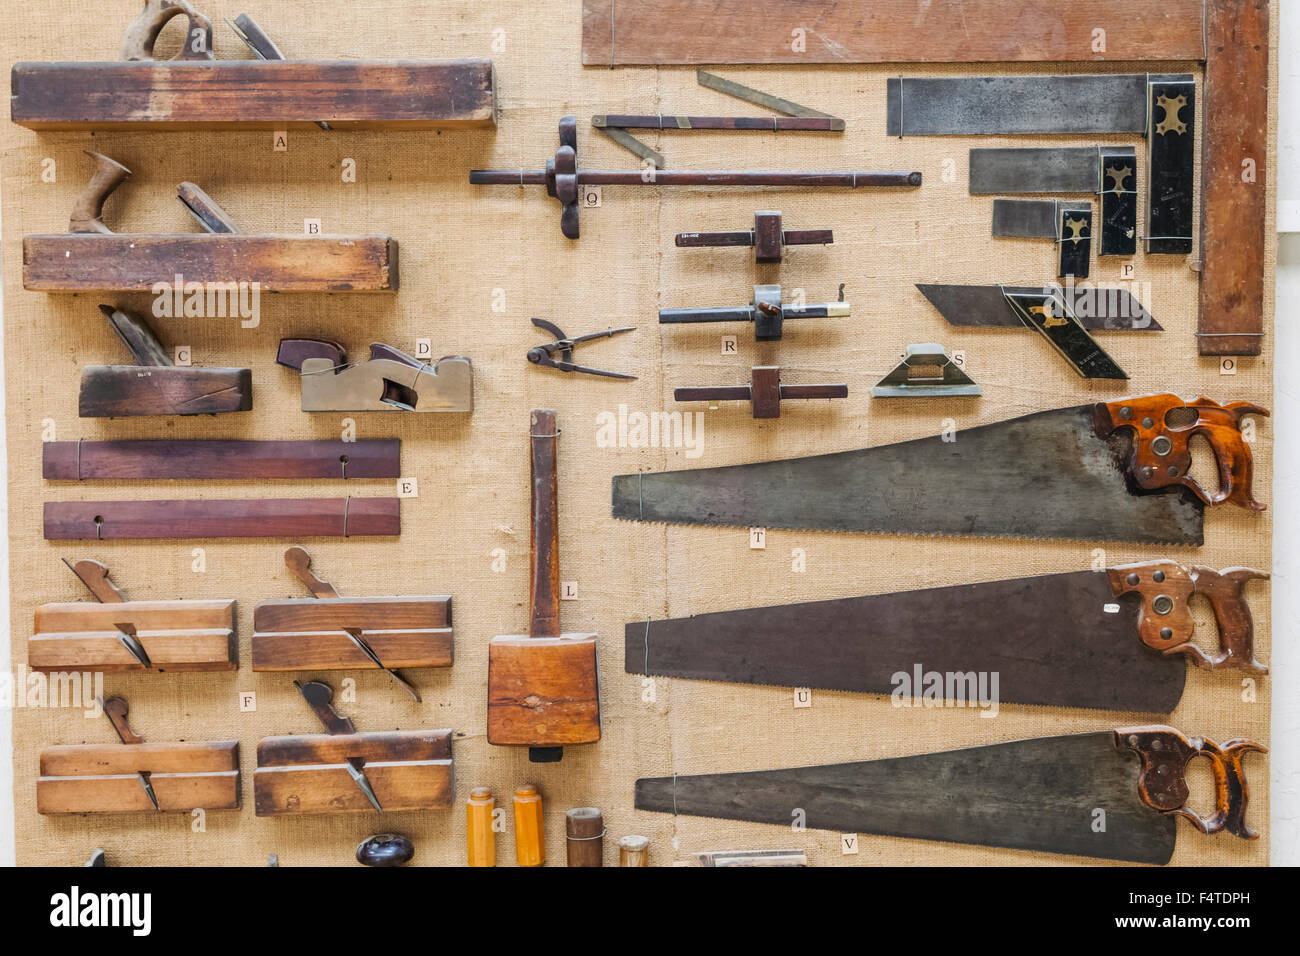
[277,339,473,413]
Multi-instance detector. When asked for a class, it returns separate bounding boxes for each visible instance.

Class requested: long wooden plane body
[37,740,240,814]
[31,598,236,673]
[43,498,402,540]
[23,235,398,293]
[254,729,453,815]
[11,59,497,130]
[252,596,453,671]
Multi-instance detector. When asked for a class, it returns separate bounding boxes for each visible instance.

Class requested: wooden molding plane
[30,558,236,673]
[38,696,240,814]
[675,366,848,419]
[44,438,400,480]
[254,680,453,815]
[276,339,473,412]
[44,497,402,540]
[488,410,601,763]
[24,152,398,293]
[78,306,251,418]
[12,3,496,130]
[252,547,452,694]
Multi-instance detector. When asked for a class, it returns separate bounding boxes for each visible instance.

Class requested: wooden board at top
[582,0,1208,65]
[11,59,497,130]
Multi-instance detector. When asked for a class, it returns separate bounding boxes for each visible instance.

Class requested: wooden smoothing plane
[30,558,236,673]
[11,2,496,131]
[24,152,398,293]
[254,680,453,815]
[38,696,240,814]
[277,339,472,412]
[78,306,251,418]
[252,547,452,700]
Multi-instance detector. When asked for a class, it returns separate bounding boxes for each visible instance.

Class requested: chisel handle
[529,409,561,639]
[513,785,545,867]
[1116,726,1266,840]
[618,835,649,867]
[566,808,604,867]
[466,787,496,867]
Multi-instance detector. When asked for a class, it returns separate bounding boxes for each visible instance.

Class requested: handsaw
[612,394,1267,545]
[635,726,1266,865]
[627,560,1267,713]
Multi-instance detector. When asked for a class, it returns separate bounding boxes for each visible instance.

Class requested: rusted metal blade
[612,405,1205,544]
[627,570,1186,712]
[635,732,1177,865]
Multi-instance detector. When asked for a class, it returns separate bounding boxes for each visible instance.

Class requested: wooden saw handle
[1106,561,1269,674]
[529,409,560,639]
[70,153,132,235]
[119,0,214,62]
[1094,395,1268,510]
[1115,726,1266,840]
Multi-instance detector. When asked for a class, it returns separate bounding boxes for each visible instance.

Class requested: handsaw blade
[635,731,1176,865]
[627,569,1186,713]
[345,758,384,813]
[611,404,1206,545]
[917,284,1161,331]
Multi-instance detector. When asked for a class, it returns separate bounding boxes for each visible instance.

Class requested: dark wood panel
[1198,0,1270,356]
[24,235,398,292]
[43,498,401,540]
[77,368,252,418]
[12,59,496,130]
[582,0,1207,64]
[44,440,400,480]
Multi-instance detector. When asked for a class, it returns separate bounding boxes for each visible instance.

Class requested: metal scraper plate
[993,199,1090,239]
[635,732,1177,865]
[971,147,1136,194]
[887,75,1193,136]
[612,404,1205,544]
[626,569,1186,713]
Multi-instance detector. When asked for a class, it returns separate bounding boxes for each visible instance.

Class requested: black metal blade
[626,569,1186,713]
[612,405,1205,545]
[635,732,1176,865]
[918,284,1161,331]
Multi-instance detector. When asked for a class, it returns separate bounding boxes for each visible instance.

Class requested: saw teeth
[610,514,1193,547]
[1155,94,1188,136]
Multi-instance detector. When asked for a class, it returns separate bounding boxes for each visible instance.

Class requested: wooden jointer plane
[31,558,236,673]
[254,680,453,816]
[78,305,252,418]
[11,2,496,130]
[24,152,398,293]
[38,696,240,814]
[277,339,473,412]
[253,547,452,701]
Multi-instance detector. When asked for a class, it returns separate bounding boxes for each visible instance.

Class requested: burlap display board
[1,1,1275,866]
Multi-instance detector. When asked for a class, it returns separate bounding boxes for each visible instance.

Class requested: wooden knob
[618,834,649,867]
[513,785,545,867]
[565,807,604,867]
[466,787,496,867]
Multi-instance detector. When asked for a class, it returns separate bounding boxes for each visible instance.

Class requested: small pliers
[527,318,637,380]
